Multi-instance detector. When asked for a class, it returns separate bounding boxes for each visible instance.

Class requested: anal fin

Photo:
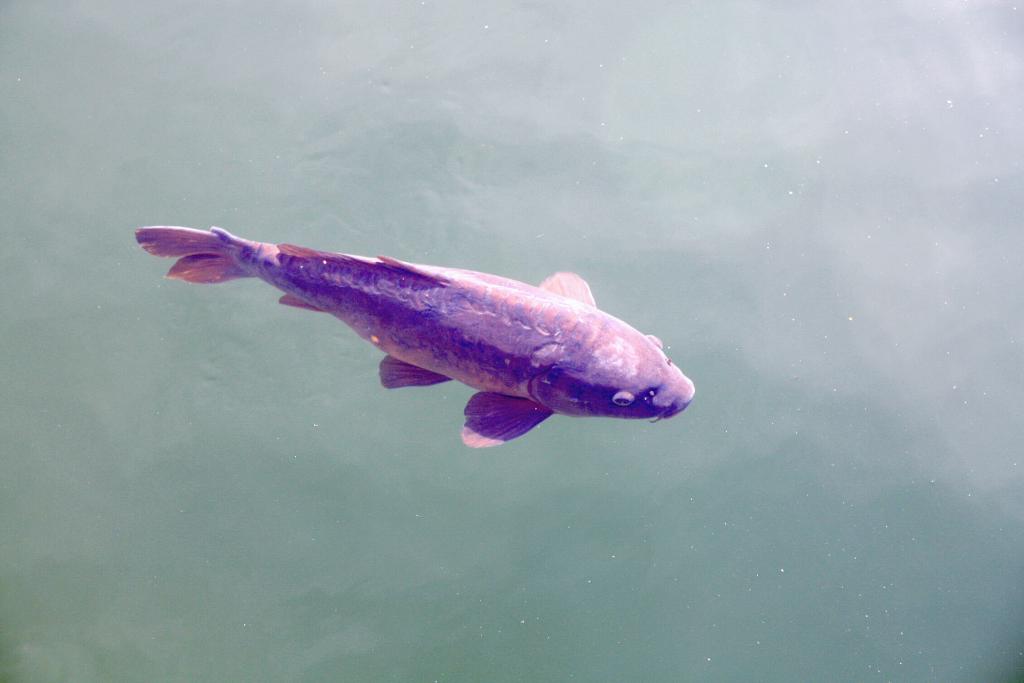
[379,355,452,389]
[278,294,324,312]
[462,392,553,448]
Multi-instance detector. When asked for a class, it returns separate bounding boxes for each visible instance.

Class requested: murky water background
[3,1,1023,681]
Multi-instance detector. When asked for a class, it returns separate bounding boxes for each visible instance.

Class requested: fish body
[136,226,695,447]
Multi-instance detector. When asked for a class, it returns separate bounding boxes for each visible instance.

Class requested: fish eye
[612,390,635,406]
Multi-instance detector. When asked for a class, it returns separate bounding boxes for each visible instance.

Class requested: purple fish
[136,226,695,447]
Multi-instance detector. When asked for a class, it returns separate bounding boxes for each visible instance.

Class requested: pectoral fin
[461,392,553,448]
[538,272,596,307]
[379,355,452,388]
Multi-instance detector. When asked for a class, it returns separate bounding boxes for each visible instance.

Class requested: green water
[3,1,1023,681]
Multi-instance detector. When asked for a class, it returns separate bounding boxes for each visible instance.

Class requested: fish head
[528,330,695,420]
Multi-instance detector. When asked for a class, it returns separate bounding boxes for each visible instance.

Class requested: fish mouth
[649,376,696,422]
[651,395,692,422]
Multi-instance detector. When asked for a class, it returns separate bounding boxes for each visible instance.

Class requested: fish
[135,226,695,447]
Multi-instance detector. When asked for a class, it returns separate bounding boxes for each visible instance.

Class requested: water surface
[2,1,1023,681]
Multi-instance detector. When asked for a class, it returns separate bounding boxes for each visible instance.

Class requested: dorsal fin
[538,272,595,307]
[278,243,339,260]
[277,243,448,288]
[376,255,449,286]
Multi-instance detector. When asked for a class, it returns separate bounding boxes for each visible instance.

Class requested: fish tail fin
[135,226,251,283]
